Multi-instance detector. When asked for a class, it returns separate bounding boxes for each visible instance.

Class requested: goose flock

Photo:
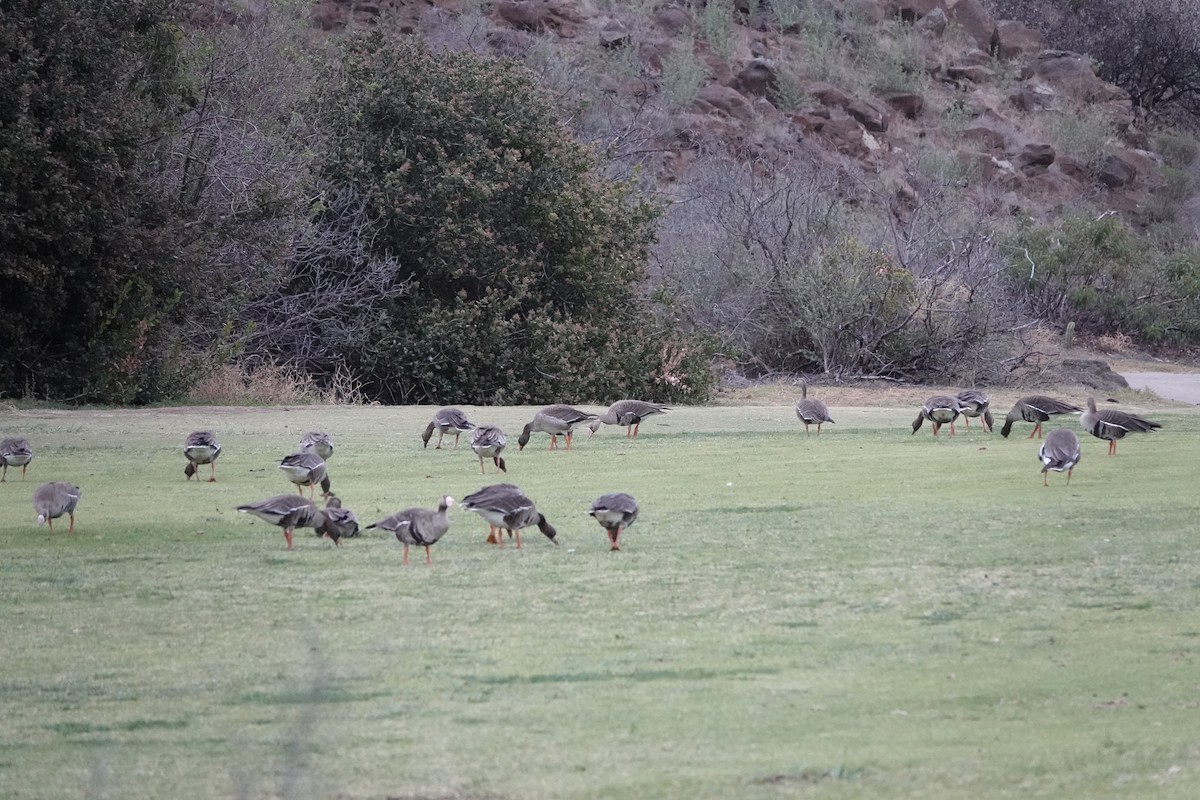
[5,389,1164,550]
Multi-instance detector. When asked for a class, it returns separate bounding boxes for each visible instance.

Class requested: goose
[236,494,327,550]
[587,400,670,438]
[367,495,454,564]
[460,482,521,543]
[795,381,834,436]
[911,395,960,437]
[183,431,221,482]
[518,405,598,451]
[461,483,558,548]
[422,408,476,450]
[470,425,507,474]
[999,395,1082,439]
[1039,428,1081,486]
[589,492,639,551]
[0,436,33,481]
[33,482,82,534]
[955,390,993,432]
[318,496,360,543]
[278,452,331,499]
[1081,397,1162,455]
[298,431,335,461]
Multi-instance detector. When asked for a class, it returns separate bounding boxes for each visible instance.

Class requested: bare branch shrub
[655,147,1032,382]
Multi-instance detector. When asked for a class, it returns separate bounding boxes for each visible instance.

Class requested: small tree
[312,35,710,403]
[0,0,184,402]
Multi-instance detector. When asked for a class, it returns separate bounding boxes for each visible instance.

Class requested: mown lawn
[1,398,1197,799]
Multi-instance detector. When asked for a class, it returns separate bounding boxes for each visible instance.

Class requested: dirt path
[1121,371,1200,405]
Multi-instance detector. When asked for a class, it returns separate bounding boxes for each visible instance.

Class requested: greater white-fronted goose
[318,496,359,543]
[518,405,598,451]
[1039,428,1081,486]
[298,431,335,461]
[462,483,558,548]
[278,452,331,499]
[587,400,669,438]
[183,431,221,482]
[422,408,476,450]
[589,492,639,551]
[460,482,521,543]
[470,425,507,474]
[367,495,454,564]
[999,395,1082,439]
[33,482,81,534]
[0,436,33,481]
[955,390,993,432]
[795,381,834,436]
[236,494,327,550]
[1081,397,1162,455]
[912,395,960,437]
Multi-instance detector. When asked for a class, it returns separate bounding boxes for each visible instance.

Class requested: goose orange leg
[209,463,217,483]
[514,529,523,549]
[402,543,410,565]
[1066,467,1074,484]
[1108,440,1117,456]
[424,545,432,564]
[284,528,294,549]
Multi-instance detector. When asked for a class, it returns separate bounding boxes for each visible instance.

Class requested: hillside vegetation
[3,0,1200,404]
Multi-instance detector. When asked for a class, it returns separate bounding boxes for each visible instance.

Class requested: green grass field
[1,398,1198,799]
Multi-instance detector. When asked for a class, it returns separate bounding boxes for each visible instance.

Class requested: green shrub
[695,0,738,60]
[661,35,709,109]
[312,35,712,404]
[1155,131,1200,168]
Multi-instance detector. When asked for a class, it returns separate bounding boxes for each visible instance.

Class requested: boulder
[495,1,550,32]
[733,58,779,98]
[693,85,756,123]
[881,91,925,120]
[822,117,876,159]
[846,98,890,132]
[991,19,1046,61]
[1013,142,1056,175]
[1024,51,1129,104]
[947,63,994,84]
[947,0,994,51]
[1056,154,1090,183]
[1097,152,1136,188]
[915,7,948,37]
[961,121,1008,151]
[890,0,944,24]
[599,20,630,48]
[652,6,691,35]
[1009,81,1056,112]
[807,81,854,110]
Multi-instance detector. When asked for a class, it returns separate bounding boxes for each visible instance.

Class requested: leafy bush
[0,0,185,403]
[312,35,712,404]
[661,35,709,110]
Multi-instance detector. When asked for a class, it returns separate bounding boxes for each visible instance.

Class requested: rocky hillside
[307,0,1169,229]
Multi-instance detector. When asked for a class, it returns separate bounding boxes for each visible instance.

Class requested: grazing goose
[0,436,33,481]
[367,495,454,564]
[587,400,670,438]
[955,390,993,432]
[1039,428,1081,486]
[318,496,360,543]
[33,482,82,534]
[461,483,558,548]
[278,452,331,499]
[911,395,960,437]
[589,492,639,551]
[183,431,222,482]
[518,405,598,451]
[298,431,335,461]
[422,408,476,450]
[236,494,327,550]
[470,425,507,474]
[1081,397,1162,455]
[460,482,521,543]
[999,395,1082,439]
[795,381,834,436]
